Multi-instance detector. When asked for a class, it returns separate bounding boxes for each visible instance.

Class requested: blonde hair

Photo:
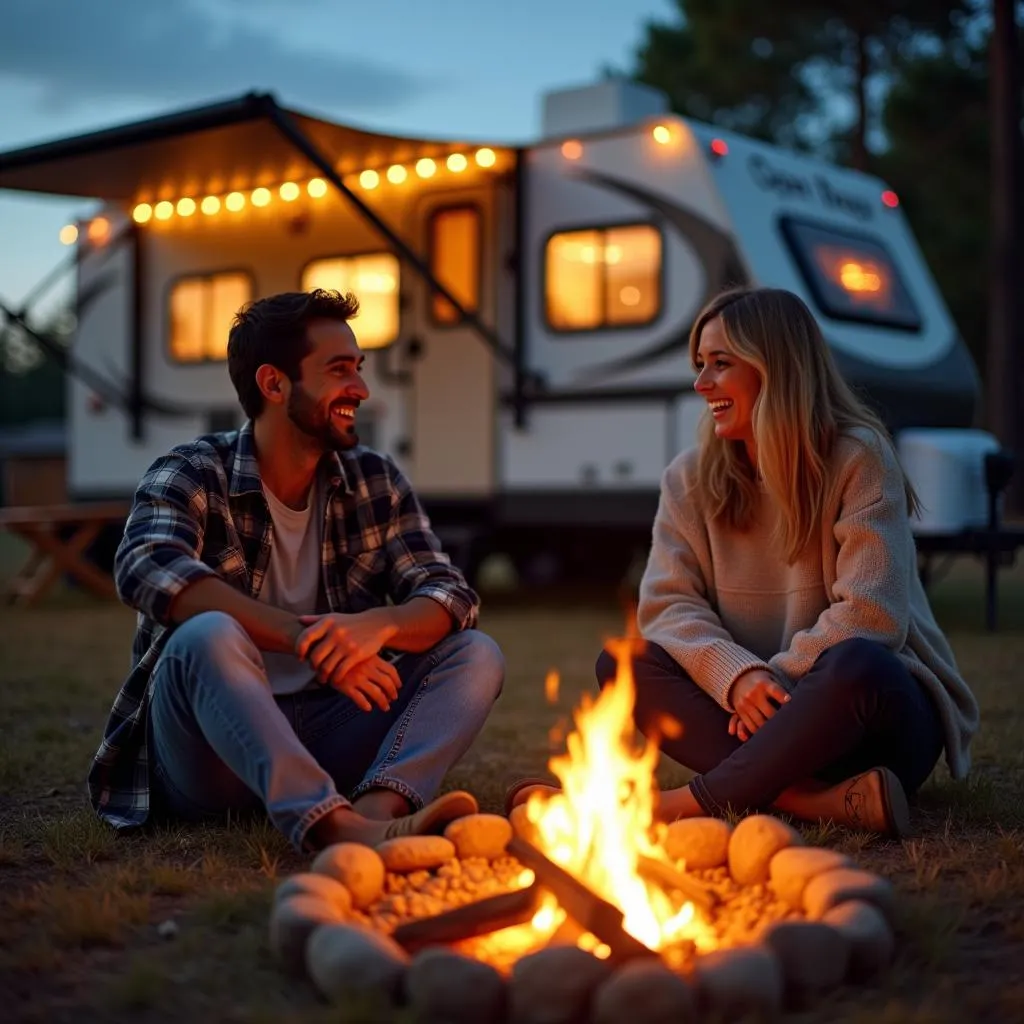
[688,286,919,563]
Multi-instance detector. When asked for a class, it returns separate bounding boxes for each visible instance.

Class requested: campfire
[270,636,899,1021]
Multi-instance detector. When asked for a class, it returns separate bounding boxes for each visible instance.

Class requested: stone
[305,922,410,1005]
[728,815,804,885]
[591,958,695,1024]
[274,872,353,916]
[509,945,615,1024]
[769,846,854,909]
[692,946,784,1021]
[269,894,348,977]
[663,818,733,870]
[311,842,385,910]
[156,919,178,940]
[822,899,895,978]
[803,867,896,921]
[377,836,457,873]
[405,947,506,1024]
[762,919,850,1004]
[445,813,514,860]
[509,804,535,841]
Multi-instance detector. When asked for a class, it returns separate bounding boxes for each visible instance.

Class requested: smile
[708,399,733,415]
[331,406,356,420]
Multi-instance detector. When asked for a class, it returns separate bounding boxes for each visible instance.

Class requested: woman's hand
[728,668,790,739]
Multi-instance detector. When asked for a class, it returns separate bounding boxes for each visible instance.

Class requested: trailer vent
[540,79,669,139]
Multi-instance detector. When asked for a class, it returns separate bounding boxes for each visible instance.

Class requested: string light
[79,149,507,236]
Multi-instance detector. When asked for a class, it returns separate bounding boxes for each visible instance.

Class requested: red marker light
[881,190,899,208]
[710,138,729,157]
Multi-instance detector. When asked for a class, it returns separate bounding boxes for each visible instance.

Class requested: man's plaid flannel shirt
[87,422,480,830]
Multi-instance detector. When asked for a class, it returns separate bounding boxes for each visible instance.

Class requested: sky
[0,0,677,318]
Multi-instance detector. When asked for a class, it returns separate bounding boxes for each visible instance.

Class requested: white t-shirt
[258,480,323,694]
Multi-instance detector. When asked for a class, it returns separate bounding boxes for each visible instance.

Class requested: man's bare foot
[305,791,480,852]
[305,806,395,851]
[352,789,413,820]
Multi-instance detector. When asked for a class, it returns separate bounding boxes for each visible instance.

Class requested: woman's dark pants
[595,638,944,817]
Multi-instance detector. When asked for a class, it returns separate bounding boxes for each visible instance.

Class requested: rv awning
[0,92,501,203]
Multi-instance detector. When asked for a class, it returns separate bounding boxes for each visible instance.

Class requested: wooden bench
[0,502,129,606]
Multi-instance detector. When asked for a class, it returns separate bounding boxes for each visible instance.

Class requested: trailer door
[407,191,498,500]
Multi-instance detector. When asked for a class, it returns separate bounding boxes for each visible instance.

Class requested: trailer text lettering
[747,155,873,222]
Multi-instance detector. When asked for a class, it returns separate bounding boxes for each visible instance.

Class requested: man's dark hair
[227,289,360,420]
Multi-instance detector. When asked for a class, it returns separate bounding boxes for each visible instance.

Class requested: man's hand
[728,668,790,739]
[322,653,401,712]
[295,610,396,682]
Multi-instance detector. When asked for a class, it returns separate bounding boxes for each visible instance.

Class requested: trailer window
[545,224,661,331]
[169,272,252,362]
[302,253,399,349]
[430,207,481,325]
[779,217,922,331]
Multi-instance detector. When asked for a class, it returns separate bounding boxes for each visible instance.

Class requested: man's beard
[286,384,359,450]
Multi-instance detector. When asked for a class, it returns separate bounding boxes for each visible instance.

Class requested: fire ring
[270,641,897,1020]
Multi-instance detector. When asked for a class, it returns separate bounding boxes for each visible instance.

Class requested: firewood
[390,882,542,953]
[507,837,654,963]
[636,855,720,915]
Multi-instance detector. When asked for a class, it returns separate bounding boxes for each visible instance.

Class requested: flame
[544,669,560,704]
[525,636,715,955]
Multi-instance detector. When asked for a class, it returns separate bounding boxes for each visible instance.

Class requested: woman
[510,287,979,837]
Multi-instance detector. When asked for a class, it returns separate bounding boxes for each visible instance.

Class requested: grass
[1,530,1023,1022]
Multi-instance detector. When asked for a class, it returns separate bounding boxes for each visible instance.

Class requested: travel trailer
[0,79,997,583]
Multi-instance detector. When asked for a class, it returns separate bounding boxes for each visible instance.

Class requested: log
[636,855,720,915]
[390,882,543,954]
[507,837,654,963]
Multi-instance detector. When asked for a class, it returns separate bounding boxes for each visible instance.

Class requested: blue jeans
[596,637,945,816]
[148,611,504,850]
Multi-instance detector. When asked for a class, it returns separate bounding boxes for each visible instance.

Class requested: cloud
[0,0,431,113]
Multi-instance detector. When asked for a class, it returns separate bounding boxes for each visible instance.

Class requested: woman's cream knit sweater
[637,428,980,780]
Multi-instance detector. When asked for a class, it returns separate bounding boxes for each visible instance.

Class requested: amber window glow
[545,225,662,330]
[302,254,400,349]
[814,247,892,307]
[429,208,481,325]
[169,272,252,362]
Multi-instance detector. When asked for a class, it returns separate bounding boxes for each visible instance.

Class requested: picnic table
[0,501,128,606]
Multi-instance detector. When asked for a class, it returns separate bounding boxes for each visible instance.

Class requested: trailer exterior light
[155,201,174,220]
[360,169,380,189]
[710,138,729,158]
[652,124,671,144]
[447,153,468,172]
[201,195,220,215]
[177,197,196,217]
[280,181,300,201]
[561,140,583,160]
[307,178,328,198]
[881,190,899,208]
[251,187,271,207]
[59,224,78,245]
[416,157,437,178]
[87,217,111,244]
[475,147,496,167]
[132,204,152,224]
[386,164,407,184]
[225,192,245,212]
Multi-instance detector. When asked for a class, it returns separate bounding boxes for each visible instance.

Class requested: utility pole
[987,0,1023,516]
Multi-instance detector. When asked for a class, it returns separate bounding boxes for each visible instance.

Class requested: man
[88,289,504,852]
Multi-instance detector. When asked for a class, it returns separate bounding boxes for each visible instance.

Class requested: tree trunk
[987,0,1024,516]
[852,29,870,171]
